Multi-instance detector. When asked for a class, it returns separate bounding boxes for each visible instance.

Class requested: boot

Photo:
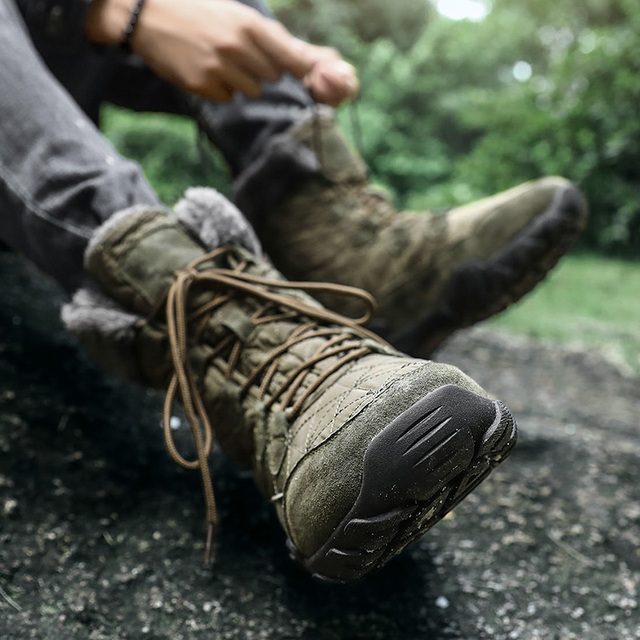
[63,189,517,583]
[234,112,588,355]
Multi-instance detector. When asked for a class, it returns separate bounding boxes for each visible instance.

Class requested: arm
[85,0,359,105]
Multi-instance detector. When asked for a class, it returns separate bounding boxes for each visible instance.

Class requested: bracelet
[119,0,146,54]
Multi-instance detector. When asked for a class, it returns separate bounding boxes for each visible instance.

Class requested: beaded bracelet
[119,0,146,54]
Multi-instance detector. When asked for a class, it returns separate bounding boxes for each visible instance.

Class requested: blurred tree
[271,0,432,53]
[103,109,231,205]
[445,0,640,252]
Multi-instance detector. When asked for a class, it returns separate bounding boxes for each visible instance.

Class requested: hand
[86,0,359,105]
[301,43,360,107]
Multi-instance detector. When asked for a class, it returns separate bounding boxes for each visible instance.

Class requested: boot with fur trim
[64,188,517,582]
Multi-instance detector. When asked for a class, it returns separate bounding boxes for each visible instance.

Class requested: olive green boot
[235,112,588,356]
[63,189,516,582]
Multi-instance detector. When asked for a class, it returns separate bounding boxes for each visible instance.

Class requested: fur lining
[64,189,263,381]
[61,287,139,343]
[174,187,261,257]
[66,188,259,356]
[61,286,144,382]
[85,188,260,270]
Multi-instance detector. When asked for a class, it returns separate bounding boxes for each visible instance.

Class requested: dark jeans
[0,0,315,292]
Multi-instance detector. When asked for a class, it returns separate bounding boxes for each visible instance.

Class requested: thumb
[251,22,316,78]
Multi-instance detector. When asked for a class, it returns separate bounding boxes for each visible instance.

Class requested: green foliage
[489,252,640,374]
[101,108,231,206]
[445,0,640,253]
[271,0,431,53]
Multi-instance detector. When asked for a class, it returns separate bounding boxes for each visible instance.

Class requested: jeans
[0,0,314,293]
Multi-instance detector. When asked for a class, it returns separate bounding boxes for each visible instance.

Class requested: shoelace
[158,248,386,564]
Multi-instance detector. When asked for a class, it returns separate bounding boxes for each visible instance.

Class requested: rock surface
[1,252,639,640]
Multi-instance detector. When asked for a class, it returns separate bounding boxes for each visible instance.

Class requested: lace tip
[203,521,216,566]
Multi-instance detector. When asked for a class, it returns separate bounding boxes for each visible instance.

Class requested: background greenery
[487,253,640,373]
[102,0,640,371]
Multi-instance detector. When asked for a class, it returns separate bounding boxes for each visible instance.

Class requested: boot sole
[389,184,588,356]
[287,384,517,583]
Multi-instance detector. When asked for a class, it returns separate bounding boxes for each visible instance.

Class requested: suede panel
[87,210,206,315]
[289,113,367,183]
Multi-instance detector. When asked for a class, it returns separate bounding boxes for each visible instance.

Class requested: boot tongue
[86,208,207,316]
[293,114,368,183]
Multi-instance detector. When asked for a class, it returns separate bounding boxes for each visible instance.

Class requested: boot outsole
[287,384,517,583]
[390,184,588,356]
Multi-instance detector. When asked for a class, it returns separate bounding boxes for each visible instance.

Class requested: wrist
[85,0,139,45]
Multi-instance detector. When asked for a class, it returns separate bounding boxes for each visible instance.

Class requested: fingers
[145,1,359,106]
[226,43,281,85]
[217,58,264,98]
[199,12,299,101]
[248,22,360,106]
[248,20,318,79]
[184,39,280,101]
[305,58,360,106]
[196,64,260,102]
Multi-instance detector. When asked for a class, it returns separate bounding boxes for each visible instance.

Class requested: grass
[487,252,640,374]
